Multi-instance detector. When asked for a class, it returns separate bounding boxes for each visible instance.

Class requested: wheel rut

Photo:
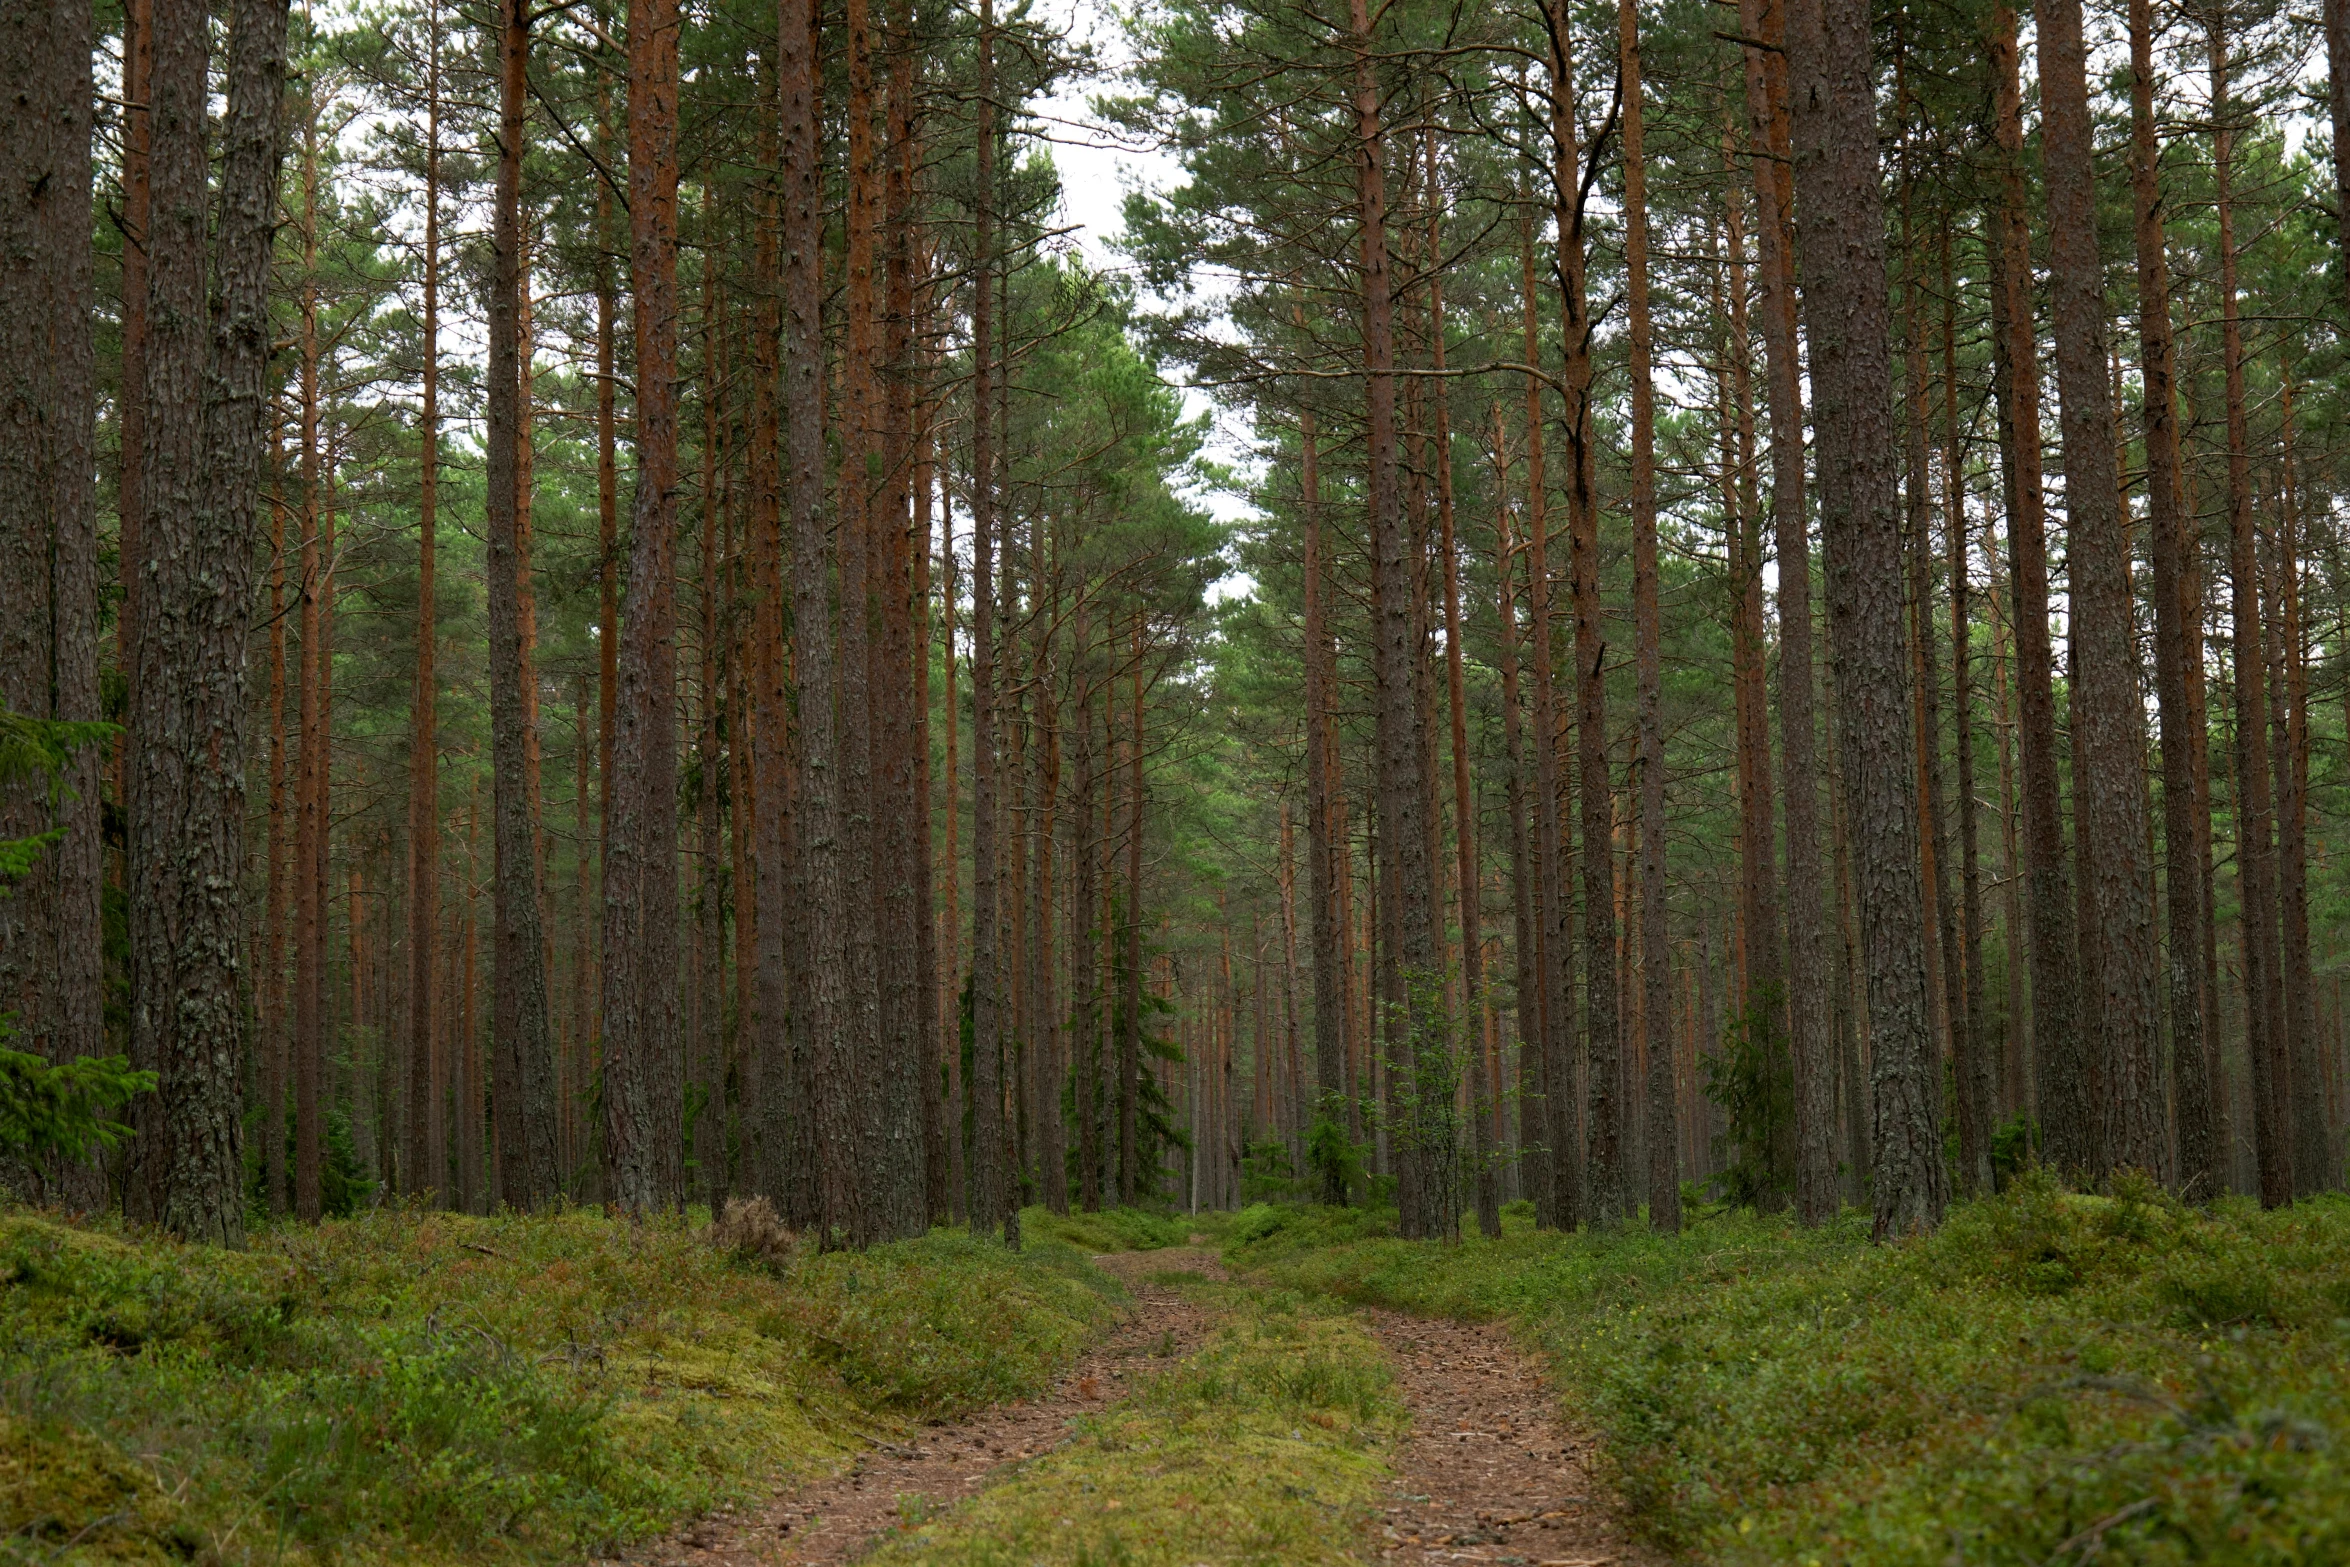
[1366,1310,1664,1567]
[607,1247,1226,1567]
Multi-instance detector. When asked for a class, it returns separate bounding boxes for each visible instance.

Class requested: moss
[0,1207,1114,1565]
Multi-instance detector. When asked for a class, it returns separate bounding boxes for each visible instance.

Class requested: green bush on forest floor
[1232,1177,2350,1565]
[0,1206,1115,1565]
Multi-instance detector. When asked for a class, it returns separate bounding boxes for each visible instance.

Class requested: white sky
[1028,0,1266,572]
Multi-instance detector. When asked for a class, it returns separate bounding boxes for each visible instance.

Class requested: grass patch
[864,1280,1400,1565]
[1232,1176,2350,1565]
[1018,1206,1230,1254]
[0,1206,1114,1565]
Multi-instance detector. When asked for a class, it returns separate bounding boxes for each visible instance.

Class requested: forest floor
[641,1237,1655,1567]
[10,1179,2350,1565]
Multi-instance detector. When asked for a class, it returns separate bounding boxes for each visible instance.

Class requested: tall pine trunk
[1547,0,1621,1226]
[2209,17,2288,1206]
[1621,0,1675,1233]
[603,0,685,1211]
[1784,0,1946,1236]
[486,0,560,1211]
[968,0,1014,1244]
[1988,0,2080,1174]
[2037,0,2162,1180]
[2129,0,2216,1195]
[127,0,289,1243]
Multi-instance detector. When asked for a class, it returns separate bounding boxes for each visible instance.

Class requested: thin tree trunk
[407,2,442,1204]
[1302,403,1348,1204]
[1493,433,1546,1215]
[836,0,884,1244]
[264,461,291,1213]
[117,0,151,722]
[695,273,725,1210]
[969,0,1014,1244]
[2130,0,2215,1196]
[1432,207,1497,1237]
[1988,0,2081,1176]
[1120,630,1147,1203]
[2276,372,2325,1193]
[487,0,559,1212]
[2209,18,2288,1206]
[1547,0,1621,1227]
[1072,650,1100,1212]
[1353,0,1438,1237]
[295,133,326,1219]
[875,14,927,1236]
[1941,225,1993,1196]
[1519,191,1575,1231]
[775,0,838,1228]
[1620,0,1675,1234]
[1736,0,1831,1224]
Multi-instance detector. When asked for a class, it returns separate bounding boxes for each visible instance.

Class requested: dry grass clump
[708,1195,800,1268]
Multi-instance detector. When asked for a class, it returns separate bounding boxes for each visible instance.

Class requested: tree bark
[603,0,685,1212]
[2129,0,2216,1196]
[1519,184,1575,1231]
[1620,0,1675,1233]
[294,127,326,1219]
[1120,629,1147,1204]
[1546,0,1620,1227]
[1352,0,1440,1238]
[2208,18,2288,1206]
[406,2,442,1204]
[1735,0,1832,1224]
[1784,0,1946,1235]
[1492,430,1546,1216]
[969,0,1014,1244]
[2275,373,2325,1193]
[1301,405,1349,1205]
[127,0,289,1244]
[837,0,885,1244]
[487,0,560,1212]
[0,0,102,1207]
[2036,0,2162,1181]
[1940,225,1993,1197]
[1987,0,2080,1177]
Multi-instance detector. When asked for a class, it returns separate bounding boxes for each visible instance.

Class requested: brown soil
[1367,1310,1666,1567]
[603,1247,1226,1567]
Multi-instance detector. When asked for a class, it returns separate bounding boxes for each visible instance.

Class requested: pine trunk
[1785,0,1946,1235]
[2039,0,2163,1179]
[603,0,685,1211]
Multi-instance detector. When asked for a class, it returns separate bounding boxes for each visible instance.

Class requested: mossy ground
[864,1277,1400,1566]
[1228,1177,2350,1565]
[0,1205,1115,1565]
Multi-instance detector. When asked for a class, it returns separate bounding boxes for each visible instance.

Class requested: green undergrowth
[0,1206,1116,1565]
[1018,1205,1232,1254]
[865,1278,1400,1565]
[1230,1179,2350,1565]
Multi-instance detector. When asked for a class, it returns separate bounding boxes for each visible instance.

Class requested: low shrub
[0,1206,1115,1564]
[1237,1176,2350,1565]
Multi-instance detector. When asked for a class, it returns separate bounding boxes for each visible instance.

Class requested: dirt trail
[609,1248,1226,1567]
[1367,1311,1664,1567]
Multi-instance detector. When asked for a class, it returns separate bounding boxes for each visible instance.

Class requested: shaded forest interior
[5,0,2350,1249]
